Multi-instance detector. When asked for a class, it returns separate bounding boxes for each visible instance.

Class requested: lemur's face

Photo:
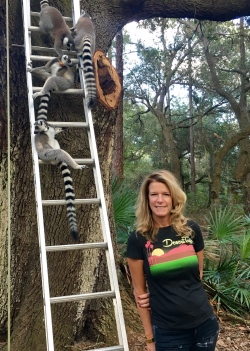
[34,120,48,134]
[61,55,72,67]
[62,55,68,62]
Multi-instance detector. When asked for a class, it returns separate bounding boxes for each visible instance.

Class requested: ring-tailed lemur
[39,0,74,56]
[27,55,74,121]
[71,11,97,109]
[34,120,87,241]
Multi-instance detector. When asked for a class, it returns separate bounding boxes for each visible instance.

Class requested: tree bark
[188,38,196,194]
[112,30,124,179]
[1,0,250,350]
[210,126,250,203]
[156,109,182,181]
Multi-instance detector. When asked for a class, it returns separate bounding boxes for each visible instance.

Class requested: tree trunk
[150,107,181,182]
[188,38,196,194]
[2,0,250,350]
[210,126,250,203]
[232,18,250,213]
[1,0,120,349]
[198,21,250,207]
[112,30,124,179]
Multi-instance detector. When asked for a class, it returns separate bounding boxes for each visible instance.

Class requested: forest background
[112,16,250,350]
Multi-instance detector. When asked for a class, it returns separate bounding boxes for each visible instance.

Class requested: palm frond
[236,264,250,280]
[203,280,248,315]
[206,207,245,240]
[112,177,137,249]
[203,206,250,315]
[204,252,238,284]
[112,178,136,228]
[230,286,250,308]
[240,231,250,260]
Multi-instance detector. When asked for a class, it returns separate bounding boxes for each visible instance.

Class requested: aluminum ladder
[22,1,129,350]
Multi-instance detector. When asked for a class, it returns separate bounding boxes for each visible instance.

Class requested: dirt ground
[1,312,249,350]
[70,312,250,351]
[66,310,250,351]
[127,313,250,351]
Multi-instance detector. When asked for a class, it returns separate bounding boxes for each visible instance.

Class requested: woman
[126,170,219,351]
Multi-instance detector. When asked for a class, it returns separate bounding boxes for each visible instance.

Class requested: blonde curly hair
[135,170,193,241]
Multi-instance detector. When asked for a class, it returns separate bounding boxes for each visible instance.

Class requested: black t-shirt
[126,220,213,330]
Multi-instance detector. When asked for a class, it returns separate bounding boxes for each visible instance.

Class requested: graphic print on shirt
[145,236,199,277]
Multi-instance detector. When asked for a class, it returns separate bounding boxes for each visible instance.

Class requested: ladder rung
[32,87,83,94]
[31,45,76,56]
[42,199,101,206]
[39,158,94,165]
[46,242,108,252]
[73,158,94,165]
[80,346,124,351]
[28,25,42,32]
[30,11,40,17]
[50,291,115,304]
[41,122,89,128]
[30,55,79,64]
[30,11,73,22]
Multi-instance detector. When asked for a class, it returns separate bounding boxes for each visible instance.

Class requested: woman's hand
[146,342,156,351]
[137,292,150,308]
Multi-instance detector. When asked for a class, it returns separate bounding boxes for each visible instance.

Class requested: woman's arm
[196,249,204,279]
[127,258,155,344]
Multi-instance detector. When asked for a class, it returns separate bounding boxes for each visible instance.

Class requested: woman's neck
[153,217,171,228]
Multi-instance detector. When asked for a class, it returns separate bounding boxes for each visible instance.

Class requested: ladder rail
[22,1,54,350]
[71,2,129,350]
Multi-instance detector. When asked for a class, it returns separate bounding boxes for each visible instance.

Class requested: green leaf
[240,231,250,260]
[205,206,244,240]
[112,177,137,248]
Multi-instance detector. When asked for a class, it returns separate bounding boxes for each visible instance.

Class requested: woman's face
[148,181,173,224]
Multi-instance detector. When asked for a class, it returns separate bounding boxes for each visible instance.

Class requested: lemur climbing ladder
[22,1,129,350]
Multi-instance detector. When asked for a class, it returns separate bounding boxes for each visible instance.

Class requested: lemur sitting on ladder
[39,0,74,57]
[71,11,97,109]
[27,55,74,122]
[34,120,87,241]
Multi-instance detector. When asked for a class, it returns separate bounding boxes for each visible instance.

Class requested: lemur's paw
[27,62,32,71]
[32,92,42,100]
[76,165,88,170]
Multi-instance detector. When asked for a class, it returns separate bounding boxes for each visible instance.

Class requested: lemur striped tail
[80,37,97,108]
[58,161,79,241]
[37,92,51,122]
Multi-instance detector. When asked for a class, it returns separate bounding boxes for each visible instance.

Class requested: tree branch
[117,0,250,23]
